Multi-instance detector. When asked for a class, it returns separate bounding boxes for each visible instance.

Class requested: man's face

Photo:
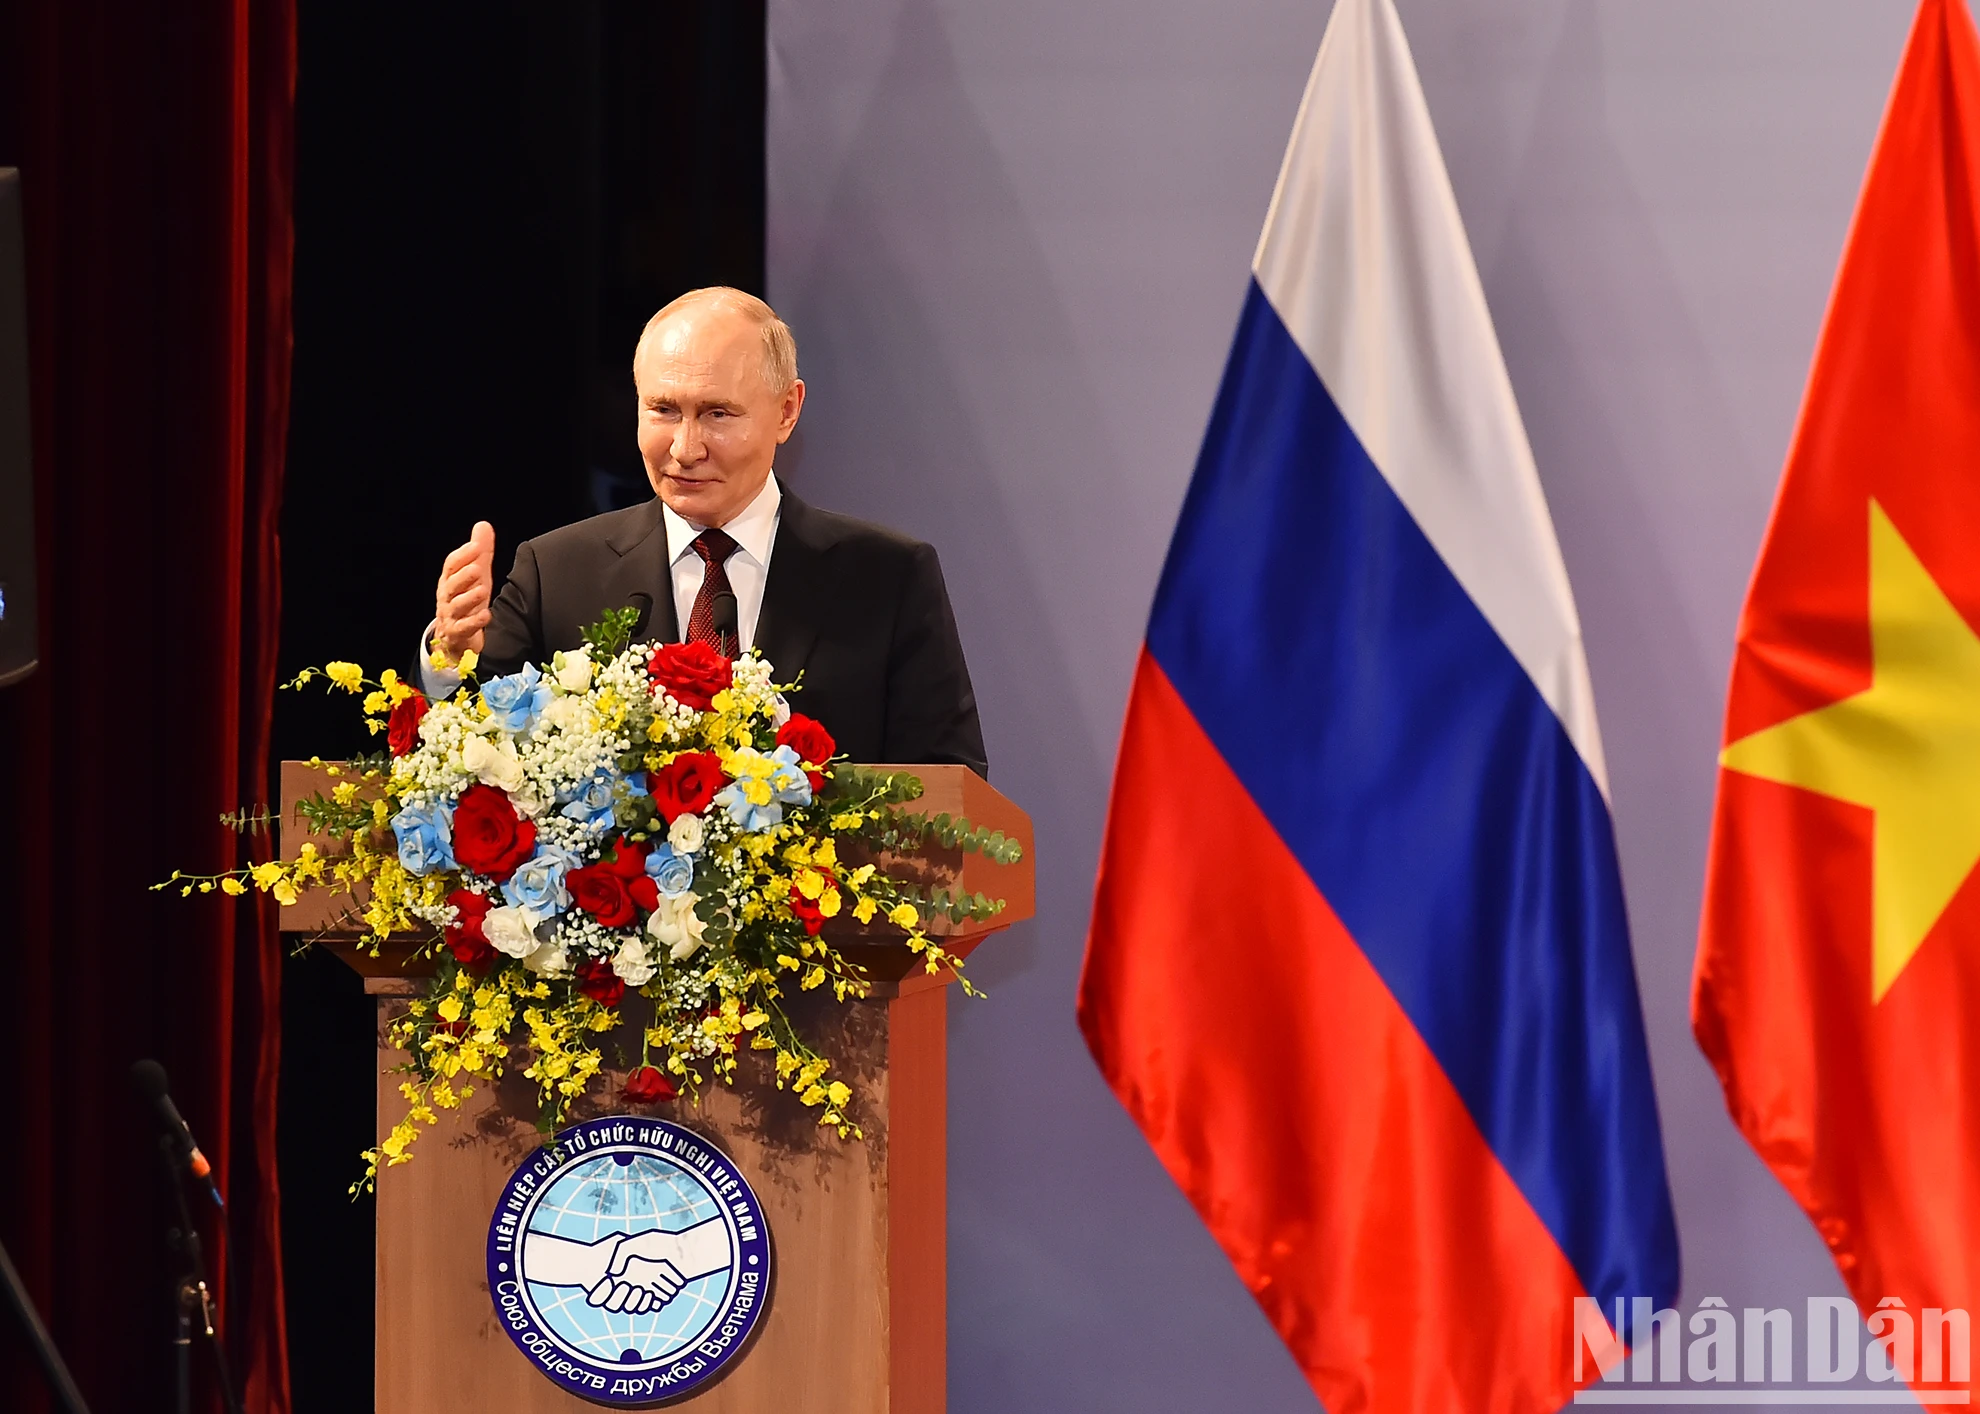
[634,305,804,527]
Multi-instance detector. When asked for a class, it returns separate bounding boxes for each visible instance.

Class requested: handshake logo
[526,1221,733,1316]
[487,1116,772,1406]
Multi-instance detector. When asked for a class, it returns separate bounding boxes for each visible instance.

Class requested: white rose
[538,694,597,734]
[667,812,704,855]
[646,892,708,962]
[523,934,570,977]
[553,647,594,694]
[460,732,526,792]
[612,936,656,988]
[483,904,543,960]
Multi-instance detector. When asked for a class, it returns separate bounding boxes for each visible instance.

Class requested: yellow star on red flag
[1720,500,1980,1002]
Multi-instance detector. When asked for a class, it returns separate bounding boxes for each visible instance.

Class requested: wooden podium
[279,762,1033,1414]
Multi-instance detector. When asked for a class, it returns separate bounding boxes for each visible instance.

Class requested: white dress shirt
[662,472,780,651]
[417,474,784,699]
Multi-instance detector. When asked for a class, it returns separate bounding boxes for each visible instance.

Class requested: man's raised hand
[434,521,495,666]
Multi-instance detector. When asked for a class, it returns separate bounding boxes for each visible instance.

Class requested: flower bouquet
[165,608,1019,1189]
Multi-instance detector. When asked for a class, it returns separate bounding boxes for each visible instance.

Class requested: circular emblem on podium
[486,1116,772,1407]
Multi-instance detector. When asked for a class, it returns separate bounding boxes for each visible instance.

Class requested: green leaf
[581,605,645,659]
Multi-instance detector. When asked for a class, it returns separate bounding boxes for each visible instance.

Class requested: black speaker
[0,168,34,688]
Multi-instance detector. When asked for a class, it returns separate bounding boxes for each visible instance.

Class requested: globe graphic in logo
[488,1117,772,1407]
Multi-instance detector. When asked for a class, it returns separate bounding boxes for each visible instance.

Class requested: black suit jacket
[475,484,988,777]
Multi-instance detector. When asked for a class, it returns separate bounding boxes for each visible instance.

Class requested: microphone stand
[154,1134,244,1414]
[0,1233,91,1414]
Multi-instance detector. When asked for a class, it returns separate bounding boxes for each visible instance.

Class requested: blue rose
[714,782,783,833]
[502,844,577,913]
[560,774,620,832]
[644,842,695,898]
[767,745,813,807]
[391,801,456,876]
[482,663,553,734]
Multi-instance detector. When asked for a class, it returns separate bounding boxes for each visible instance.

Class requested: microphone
[711,592,738,656]
[130,1059,224,1210]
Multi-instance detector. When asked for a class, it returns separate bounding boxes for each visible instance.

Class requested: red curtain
[0,1,295,1411]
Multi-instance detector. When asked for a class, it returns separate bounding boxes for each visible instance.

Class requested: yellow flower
[325,661,364,693]
[817,889,841,919]
[852,896,878,924]
[888,903,919,929]
[436,996,463,1023]
[250,861,284,890]
[220,877,247,896]
[363,690,389,715]
[458,648,479,677]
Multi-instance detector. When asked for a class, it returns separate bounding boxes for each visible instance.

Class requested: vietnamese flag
[1694,0,1980,1355]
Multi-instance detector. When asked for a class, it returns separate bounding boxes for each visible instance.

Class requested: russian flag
[1077,1,1679,1410]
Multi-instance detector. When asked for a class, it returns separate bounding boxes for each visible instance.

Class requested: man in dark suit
[419,287,986,777]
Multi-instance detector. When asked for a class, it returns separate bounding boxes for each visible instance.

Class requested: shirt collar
[660,473,782,566]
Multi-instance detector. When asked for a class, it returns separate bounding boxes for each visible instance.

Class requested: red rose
[649,752,726,824]
[776,714,835,767]
[576,958,625,1008]
[777,713,835,792]
[388,693,430,757]
[451,784,537,881]
[647,641,732,710]
[788,884,825,937]
[601,837,649,879]
[623,1065,677,1104]
[595,837,659,912]
[566,863,635,927]
[445,889,496,973]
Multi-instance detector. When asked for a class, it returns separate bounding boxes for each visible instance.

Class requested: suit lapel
[602,499,678,643]
[754,484,831,681]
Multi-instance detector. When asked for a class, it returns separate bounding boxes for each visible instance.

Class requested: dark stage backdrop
[278,5,764,1410]
[0,1,297,1413]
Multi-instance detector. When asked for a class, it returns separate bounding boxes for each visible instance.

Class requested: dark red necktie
[684,528,740,652]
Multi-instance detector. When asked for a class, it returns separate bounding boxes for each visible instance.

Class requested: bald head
[634,287,797,396]
[633,287,806,527]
